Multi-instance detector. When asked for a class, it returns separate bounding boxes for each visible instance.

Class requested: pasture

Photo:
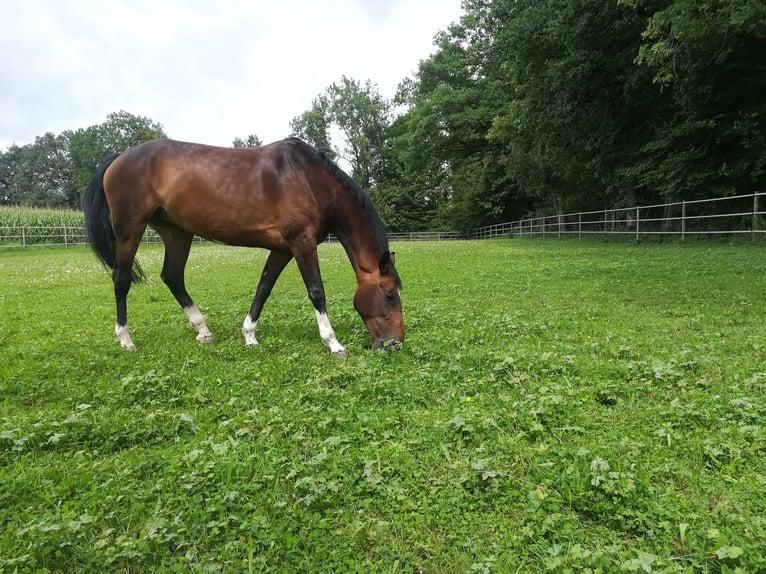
[1,239,765,573]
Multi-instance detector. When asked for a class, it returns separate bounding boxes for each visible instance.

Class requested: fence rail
[0,226,172,248]
[1,193,763,249]
[473,192,764,241]
[0,227,462,249]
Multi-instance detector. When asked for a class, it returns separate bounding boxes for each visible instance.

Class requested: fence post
[558,214,562,239]
[753,192,760,243]
[22,226,26,248]
[636,206,640,242]
[63,225,68,246]
[681,201,687,243]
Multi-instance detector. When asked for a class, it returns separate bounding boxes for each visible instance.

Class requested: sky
[0,0,464,151]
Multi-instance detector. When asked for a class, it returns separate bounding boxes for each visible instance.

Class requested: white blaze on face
[184,305,214,343]
[242,314,258,346]
[315,310,346,355]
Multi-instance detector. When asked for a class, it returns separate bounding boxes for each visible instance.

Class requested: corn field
[0,207,85,247]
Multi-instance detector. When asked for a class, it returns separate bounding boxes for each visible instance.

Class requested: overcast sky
[0,0,464,151]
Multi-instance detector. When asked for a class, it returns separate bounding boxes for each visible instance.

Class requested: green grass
[1,240,765,573]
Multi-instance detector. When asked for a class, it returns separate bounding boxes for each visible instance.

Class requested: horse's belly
[193,223,287,249]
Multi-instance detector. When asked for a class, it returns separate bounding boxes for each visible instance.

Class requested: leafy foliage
[232,134,263,148]
[387,0,765,226]
[291,76,391,192]
[1,111,165,209]
[3,1,765,230]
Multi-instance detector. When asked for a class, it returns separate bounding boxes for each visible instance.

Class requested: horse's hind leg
[154,222,214,344]
[113,236,142,350]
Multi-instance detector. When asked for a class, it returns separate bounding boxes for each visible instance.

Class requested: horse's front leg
[242,250,293,347]
[313,307,347,358]
[292,245,347,358]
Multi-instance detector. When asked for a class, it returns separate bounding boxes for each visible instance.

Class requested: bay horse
[81,138,403,357]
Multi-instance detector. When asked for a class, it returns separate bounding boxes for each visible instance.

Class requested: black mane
[287,138,391,258]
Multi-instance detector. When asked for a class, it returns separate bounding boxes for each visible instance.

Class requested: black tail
[81,152,145,283]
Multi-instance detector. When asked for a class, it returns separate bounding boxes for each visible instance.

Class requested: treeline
[292,0,765,230]
[2,1,764,231]
[0,111,166,210]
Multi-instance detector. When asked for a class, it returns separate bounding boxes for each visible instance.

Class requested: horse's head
[354,251,404,350]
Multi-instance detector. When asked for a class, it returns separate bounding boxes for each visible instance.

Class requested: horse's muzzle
[371,338,403,351]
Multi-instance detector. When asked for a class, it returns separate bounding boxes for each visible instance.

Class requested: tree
[293,76,391,192]
[324,76,391,192]
[0,111,165,208]
[484,0,666,212]
[232,134,262,148]
[290,100,335,159]
[291,77,423,229]
[626,0,766,198]
[0,145,24,205]
[0,132,73,208]
[393,0,526,230]
[399,0,765,224]
[69,111,166,204]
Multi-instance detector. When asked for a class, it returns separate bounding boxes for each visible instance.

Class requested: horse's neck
[332,215,380,280]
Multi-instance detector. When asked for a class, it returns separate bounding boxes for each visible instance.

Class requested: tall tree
[323,76,391,192]
[0,111,165,208]
[290,99,335,159]
[0,145,26,205]
[486,0,663,211]
[0,132,73,208]
[395,0,525,230]
[292,77,409,227]
[627,0,766,198]
[402,0,765,223]
[69,111,165,204]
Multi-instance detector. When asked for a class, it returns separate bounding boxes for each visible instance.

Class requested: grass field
[1,239,765,573]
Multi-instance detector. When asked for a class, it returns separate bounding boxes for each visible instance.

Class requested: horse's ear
[379,251,395,273]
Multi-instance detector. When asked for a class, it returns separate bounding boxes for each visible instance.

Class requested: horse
[81,137,403,357]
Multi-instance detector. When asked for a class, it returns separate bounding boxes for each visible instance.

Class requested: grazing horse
[81,138,403,357]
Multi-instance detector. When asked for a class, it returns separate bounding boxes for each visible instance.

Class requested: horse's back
[102,138,332,248]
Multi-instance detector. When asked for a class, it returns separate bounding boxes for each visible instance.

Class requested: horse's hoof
[331,349,348,359]
[196,334,215,344]
[121,343,137,352]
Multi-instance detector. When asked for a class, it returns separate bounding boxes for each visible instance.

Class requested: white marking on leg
[184,305,214,343]
[242,314,259,347]
[315,310,346,356]
[115,323,136,351]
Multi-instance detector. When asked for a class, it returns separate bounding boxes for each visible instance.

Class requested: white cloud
[0,0,463,150]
